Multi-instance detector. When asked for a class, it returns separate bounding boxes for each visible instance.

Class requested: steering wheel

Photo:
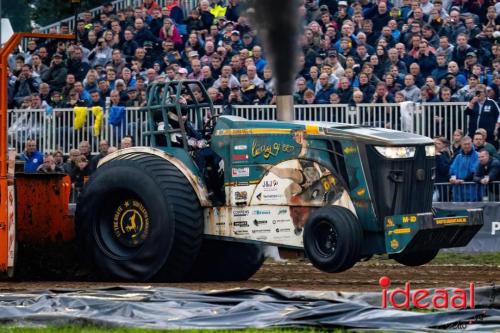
[202,111,221,140]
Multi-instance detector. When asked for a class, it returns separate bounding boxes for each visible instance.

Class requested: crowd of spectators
[19,137,131,195]
[7,0,500,108]
[6,0,500,200]
[434,129,499,202]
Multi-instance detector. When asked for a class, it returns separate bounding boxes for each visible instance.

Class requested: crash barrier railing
[36,0,198,35]
[433,182,500,203]
[7,102,470,154]
[7,107,149,154]
[228,102,469,140]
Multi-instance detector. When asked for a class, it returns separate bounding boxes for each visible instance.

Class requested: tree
[31,0,104,28]
[2,0,33,32]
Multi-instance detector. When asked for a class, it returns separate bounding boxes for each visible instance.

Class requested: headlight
[375,146,416,159]
[425,145,435,157]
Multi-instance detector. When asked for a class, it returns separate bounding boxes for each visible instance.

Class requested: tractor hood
[301,122,434,146]
[214,116,433,146]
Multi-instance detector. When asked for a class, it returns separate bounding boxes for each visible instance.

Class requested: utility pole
[72,0,81,41]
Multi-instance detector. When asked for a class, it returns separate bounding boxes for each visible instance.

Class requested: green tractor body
[76,81,483,281]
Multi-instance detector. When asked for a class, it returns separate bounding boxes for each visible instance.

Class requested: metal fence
[7,102,470,154]
[434,182,500,203]
[8,107,149,154]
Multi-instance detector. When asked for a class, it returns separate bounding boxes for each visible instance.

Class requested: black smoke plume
[252,0,300,95]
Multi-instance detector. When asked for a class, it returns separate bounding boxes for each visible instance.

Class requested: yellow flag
[73,107,87,130]
[92,106,104,136]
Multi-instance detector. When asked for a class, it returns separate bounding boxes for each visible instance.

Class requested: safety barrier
[8,107,149,154]
[7,102,471,154]
[226,102,469,137]
[433,182,500,203]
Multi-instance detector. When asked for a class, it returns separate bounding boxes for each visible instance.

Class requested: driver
[167,88,224,204]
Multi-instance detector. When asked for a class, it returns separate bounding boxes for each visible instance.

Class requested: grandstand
[6,0,500,202]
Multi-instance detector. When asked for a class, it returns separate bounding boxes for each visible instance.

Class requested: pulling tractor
[75,79,483,281]
[0,34,483,282]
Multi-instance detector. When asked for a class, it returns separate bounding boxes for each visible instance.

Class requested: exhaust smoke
[253,0,300,121]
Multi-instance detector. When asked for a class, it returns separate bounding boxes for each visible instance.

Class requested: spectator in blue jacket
[449,136,480,201]
[19,139,44,173]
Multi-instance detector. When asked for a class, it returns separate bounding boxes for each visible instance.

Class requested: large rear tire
[75,153,203,282]
[390,249,439,266]
[303,206,362,273]
[187,239,265,281]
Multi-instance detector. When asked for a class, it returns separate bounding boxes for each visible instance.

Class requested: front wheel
[390,249,439,266]
[303,206,363,273]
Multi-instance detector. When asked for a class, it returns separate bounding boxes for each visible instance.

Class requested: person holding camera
[88,38,113,68]
[13,64,41,107]
[464,84,500,145]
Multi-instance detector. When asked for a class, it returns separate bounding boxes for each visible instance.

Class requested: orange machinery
[0,33,75,278]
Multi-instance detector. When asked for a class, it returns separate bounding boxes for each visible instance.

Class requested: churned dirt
[0,258,498,292]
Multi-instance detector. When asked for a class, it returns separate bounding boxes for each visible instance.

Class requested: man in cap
[125,87,139,106]
[41,53,67,92]
[253,83,272,105]
[177,67,188,80]
[327,50,344,77]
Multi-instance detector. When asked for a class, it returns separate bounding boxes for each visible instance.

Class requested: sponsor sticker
[232,167,250,178]
[253,209,271,215]
[253,219,267,226]
[232,154,249,161]
[435,216,468,225]
[233,209,249,217]
[262,179,279,191]
[233,221,249,227]
[278,208,288,215]
[272,219,290,224]
[234,191,248,201]
[252,229,271,234]
[390,239,399,249]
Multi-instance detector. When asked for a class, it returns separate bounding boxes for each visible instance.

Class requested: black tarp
[0,286,498,331]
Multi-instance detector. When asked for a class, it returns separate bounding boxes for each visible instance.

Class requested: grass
[430,252,500,265]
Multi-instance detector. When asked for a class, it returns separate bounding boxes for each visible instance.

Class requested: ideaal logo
[380,276,475,309]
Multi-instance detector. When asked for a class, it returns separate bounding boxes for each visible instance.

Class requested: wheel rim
[312,220,338,257]
[95,191,151,259]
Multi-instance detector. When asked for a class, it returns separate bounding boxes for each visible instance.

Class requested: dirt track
[1,259,498,292]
